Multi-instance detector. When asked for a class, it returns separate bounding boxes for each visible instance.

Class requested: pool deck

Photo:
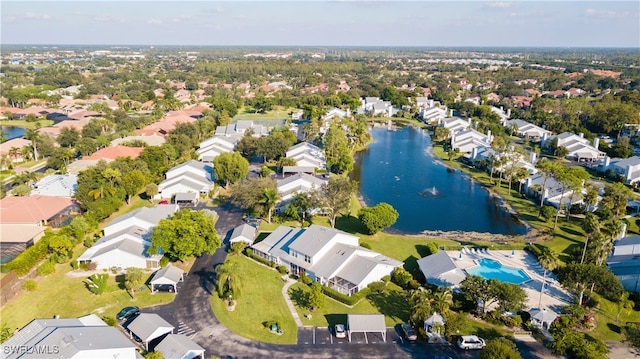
[449,249,573,312]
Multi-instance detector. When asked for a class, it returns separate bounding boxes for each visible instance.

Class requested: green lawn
[210,255,297,344]
[0,252,174,331]
[233,106,293,121]
[592,293,640,341]
[289,282,411,328]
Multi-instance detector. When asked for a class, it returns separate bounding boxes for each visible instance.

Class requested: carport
[347,314,386,343]
[150,265,184,293]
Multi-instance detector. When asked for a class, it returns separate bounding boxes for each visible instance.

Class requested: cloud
[94,15,126,23]
[486,2,513,9]
[147,18,163,25]
[585,8,630,19]
[24,12,51,20]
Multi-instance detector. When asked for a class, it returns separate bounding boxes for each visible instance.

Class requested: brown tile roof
[0,138,31,155]
[83,146,144,161]
[0,195,74,224]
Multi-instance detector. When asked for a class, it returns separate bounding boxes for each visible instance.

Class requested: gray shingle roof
[230,223,257,244]
[155,334,205,359]
[288,225,347,257]
[105,205,178,232]
[347,314,385,333]
[417,251,467,287]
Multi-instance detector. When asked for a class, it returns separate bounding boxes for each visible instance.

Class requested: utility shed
[347,314,386,343]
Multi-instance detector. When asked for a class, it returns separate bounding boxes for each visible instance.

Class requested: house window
[291,251,298,258]
[304,255,311,263]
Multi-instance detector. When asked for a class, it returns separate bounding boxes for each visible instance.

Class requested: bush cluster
[320,285,369,306]
[244,248,275,268]
[7,236,52,275]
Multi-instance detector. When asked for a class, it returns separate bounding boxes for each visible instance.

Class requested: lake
[351,126,526,235]
[1,126,26,142]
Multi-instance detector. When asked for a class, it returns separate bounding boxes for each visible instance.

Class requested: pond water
[1,126,26,142]
[351,126,526,235]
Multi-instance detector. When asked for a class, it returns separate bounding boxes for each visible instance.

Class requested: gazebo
[529,308,558,329]
[150,265,184,293]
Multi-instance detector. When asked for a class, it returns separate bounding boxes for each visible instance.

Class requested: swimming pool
[466,258,531,285]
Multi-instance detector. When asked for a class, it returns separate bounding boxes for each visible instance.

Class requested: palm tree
[407,287,432,327]
[216,261,241,304]
[537,248,559,309]
[88,184,116,200]
[431,288,453,314]
[25,129,39,161]
[581,212,600,264]
[261,187,279,223]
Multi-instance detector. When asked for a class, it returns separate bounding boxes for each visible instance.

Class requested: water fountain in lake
[419,186,442,198]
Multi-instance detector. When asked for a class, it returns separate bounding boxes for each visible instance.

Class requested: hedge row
[7,235,52,276]
[321,285,369,306]
[244,248,276,268]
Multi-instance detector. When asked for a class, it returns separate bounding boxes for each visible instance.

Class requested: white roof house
[156,161,214,200]
[417,251,467,287]
[229,223,258,245]
[155,334,205,359]
[491,106,512,124]
[451,129,492,153]
[358,97,395,117]
[608,235,640,292]
[126,313,174,351]
[197,136,235,162]
[523,174,582,209]
[1,314,138,359]
[609,156,640,185]
[441,117,471,134]
[286,142,326,170]
[215,120,269,139]
[277,173,327,204]
[31,174,77,197]
[251,225,402,296]
[421,106,449,124]
[78,205,178,270]
[504,119,551,140]
[549,132,605,162]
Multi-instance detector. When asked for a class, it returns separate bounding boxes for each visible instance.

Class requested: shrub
[321,285,369,306]
[229,242,246,256]
[243,248,275,267]
[85,273,109,295]
[101,316,117,327]
[70,261,79,270]
[277,265,288,275]
[360,242,372,249]
[425,242,440,255]
[7,233,52,275]
[541,205,557,221]
[300,275,312,285]
[22,280,37,291]
[87,262,97,271]
[37,259,55,276]
[79,262,89,271]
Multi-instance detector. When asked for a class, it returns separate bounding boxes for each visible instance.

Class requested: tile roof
[83,146,144,160]
[0,195,74,224]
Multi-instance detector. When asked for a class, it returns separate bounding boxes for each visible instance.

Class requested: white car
[334,324,346,338]
[457,335,486,350]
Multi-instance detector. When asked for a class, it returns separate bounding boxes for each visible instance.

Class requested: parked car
[457,335,486,350]
[401,323,417,341]
[116,306,140,321]
[334,324,346,338]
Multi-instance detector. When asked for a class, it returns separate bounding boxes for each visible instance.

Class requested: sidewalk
[282,278,303,327]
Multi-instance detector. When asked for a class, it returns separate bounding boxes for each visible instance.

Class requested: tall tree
[124,267,146,300]
[600,182,633,219]
[535,158,560,215]
[213,151,250,188]
[150,209,220,261]
[216,260,242,302]
[260,187,279,223]
[537,248,559,309]
[319,177,357,228]
[581,213,601,264]
[122,170,147,204]
[358,202,399,234]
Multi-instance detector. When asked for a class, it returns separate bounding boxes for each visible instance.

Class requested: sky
[1,1,639,48]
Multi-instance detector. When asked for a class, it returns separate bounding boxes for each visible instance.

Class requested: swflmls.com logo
[2,345,60,354]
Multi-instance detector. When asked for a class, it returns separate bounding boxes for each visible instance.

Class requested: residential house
[451,129,492,153]
[608,235,640,292]
[215,120,269,139]
[523,174,583,209]
[77,205,178,269]
[321,107,350,133]
[504,119,551,141]
[155,334,205,359]
[1,314,138,359]
[111,134,166,147]
[607,156,640,185]
[547,132,605,162]
[0,138,32,163]
[285,142,326,172]
[419,100,450,124]
[197,136,235,162]
[417,251,467,287]
[0,224,45,260]
[276,173,327,209]
[358,97,395,117]
[229,223,258,245]
[441,117,471,134]
[155,160,214,200]
[291,109,304,121]
[31,174,77,197]
[0,195,77,228]
[135,110,200,137]
[490,106,511,125]
[251,225,402,295]
[83,146,144,161]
